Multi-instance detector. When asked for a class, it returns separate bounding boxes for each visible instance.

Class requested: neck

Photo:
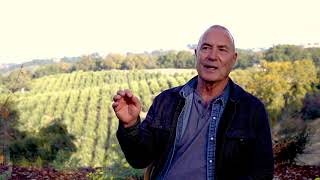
[196,77,229,103]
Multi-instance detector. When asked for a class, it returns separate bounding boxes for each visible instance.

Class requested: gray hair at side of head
[196,25,236,52]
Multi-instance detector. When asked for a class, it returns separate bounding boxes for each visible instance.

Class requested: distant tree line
[236,45,320,69]
[33,45,319,77]
[34,50,195,77]
[1,45,320,92]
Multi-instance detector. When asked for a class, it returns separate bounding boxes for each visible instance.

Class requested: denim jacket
[117,77,274,180]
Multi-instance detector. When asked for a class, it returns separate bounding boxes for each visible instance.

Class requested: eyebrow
[201,43,213,48]
[217,45,229,49]
[201,43,230,49]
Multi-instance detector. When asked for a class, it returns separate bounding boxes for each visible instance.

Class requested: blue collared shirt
[158,77,230,180]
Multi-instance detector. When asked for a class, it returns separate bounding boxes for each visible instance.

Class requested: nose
[208,48,218,61]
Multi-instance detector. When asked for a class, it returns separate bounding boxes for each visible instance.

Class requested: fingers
[113,94,121,101]
[131,95,141,107]
[112,89,135,107]
[112,89,141,113]
[112,101,120,111]
[124,89,133,98]
[114,89,133,100]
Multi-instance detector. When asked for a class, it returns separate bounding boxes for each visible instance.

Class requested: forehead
[200,28,234,47]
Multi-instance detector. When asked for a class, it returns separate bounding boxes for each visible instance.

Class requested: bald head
[194,24,238,83]
[197,25,236,52]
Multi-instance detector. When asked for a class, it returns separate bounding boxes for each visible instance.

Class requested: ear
[232,52,238,67]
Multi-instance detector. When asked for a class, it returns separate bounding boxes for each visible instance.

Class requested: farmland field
[7,69,197,167]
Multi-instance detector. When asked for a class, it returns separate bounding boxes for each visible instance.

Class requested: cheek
[195,57,202,67]
[222,61,235,73]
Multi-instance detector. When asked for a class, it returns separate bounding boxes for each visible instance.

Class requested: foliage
[301,90,320,120]
[231,59,318,121]
[28,50,195,78]
[7,70,194,167]
[33,63,72,78]
[275,164,320,179]
[4,62,319,171]
[273,117,310,164]
[87,165,143,180]
[3,69,32,93]
[235,49,262,69]
[0,96,22,167]
[264,45,307,62]
[0,165,94,179]
[263,44,320,71]
[9,120,76,167]
[87,143,143,180]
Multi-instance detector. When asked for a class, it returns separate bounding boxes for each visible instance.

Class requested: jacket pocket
[222,128,256,171]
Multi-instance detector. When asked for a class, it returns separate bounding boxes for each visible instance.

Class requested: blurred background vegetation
[1,44,320,179]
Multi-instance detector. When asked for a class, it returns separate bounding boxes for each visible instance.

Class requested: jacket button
[209,160,212,163]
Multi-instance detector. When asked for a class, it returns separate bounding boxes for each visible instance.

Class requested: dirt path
[297,118,320,166]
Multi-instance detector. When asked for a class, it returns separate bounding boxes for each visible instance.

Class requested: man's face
[195,28,237,83]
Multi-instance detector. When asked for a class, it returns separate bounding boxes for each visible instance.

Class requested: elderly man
[112,25,274,179]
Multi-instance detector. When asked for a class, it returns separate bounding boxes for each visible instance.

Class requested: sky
[0,0,319,63]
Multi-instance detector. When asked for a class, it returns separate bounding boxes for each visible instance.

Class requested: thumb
[131,95,141,108]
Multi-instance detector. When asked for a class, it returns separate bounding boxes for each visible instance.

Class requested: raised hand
[112,89,141,128]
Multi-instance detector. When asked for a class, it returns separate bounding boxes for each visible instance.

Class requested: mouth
[203,64,218,70]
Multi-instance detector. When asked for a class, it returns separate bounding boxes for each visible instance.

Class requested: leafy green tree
[39,64,60,77]
[264,45,306,62]
[232,59,318,122]
[75,53,102,71]
[9,120,76,167]
[4,69,32,93]
[102,53,125,69]
[302,90,320,120]
[175,50,195,68]
[285,60,318,111]
[305,47,320,68]
[157,50,177,68]
[235,49,262,69]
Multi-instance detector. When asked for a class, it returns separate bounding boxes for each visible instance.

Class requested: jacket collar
[227,78,248,103]
[172,75,248,104]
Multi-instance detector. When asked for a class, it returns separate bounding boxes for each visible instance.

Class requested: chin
[199,74,219,82]
[199,73,227,84]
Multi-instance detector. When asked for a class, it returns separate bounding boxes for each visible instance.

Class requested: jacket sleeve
[116,97,157,169]
[247,101,275,180]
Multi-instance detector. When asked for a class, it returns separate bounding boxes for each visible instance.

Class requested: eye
[201,45,211,51]
[219,47,227,51]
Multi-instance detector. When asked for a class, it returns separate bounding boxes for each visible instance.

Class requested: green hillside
[7,69,197,167]
[1,58,319,171]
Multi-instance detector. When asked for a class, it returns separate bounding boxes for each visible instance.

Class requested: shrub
[9,120,76,167]
[273,117,310,164]
[302,91,320,120]
[87,165,144,180]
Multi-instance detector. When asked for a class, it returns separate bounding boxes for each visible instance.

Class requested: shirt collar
[180,76,230,107]
[179,76,198,98]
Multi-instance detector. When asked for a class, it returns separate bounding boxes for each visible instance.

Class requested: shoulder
[231,81,265,108]
[149,85,184,113]
[154,85,183,100]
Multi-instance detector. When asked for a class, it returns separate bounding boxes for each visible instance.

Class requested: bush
[302,91,320,120]
[9,120,76,167]
[87,143,144,180]
[273,117,310,164]
[87,165,144,180]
